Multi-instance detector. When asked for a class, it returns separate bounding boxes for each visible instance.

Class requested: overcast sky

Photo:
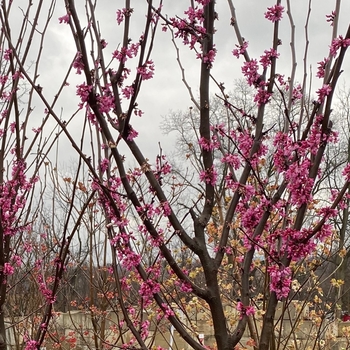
[9,1,350,166]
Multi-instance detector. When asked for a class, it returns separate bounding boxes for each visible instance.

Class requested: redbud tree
[2,0,350,350]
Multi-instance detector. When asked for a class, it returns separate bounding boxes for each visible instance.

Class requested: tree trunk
[0,311,7,350]
[259,293,278,350]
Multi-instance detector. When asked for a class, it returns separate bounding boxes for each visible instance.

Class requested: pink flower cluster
[254,85,272,106]
[184,6,204,23]
[236,301,255,319]
[264,5,284,22]
[242,59,260,86]
[259,48,279,68]
[197,48,217,67]
[268,265,291,299]
[122,85,134,99]
[76,82,92,108]
[4,49,12,61]
[73,52,84,74]
[342,163,350,182]
[292,84,303,102]
[97,85,114,113]
[58,13,70,24]
[100,158,109,173]
[162,303,175,318]
[221,154,240,170]
[154,154,172,183]
[198,136,219,151]
[0,160,35,237]
[24,340,38,350]
[126,126,138,141]
[329,35,350,57]
[137,60,155,80]
[116,8,133,25]
[170,2,207,50]
[37,274,55,303]
[3,263,14,276]
[233,41,249,58]
[199,165,218,186]
[316,84,332,103]
[139,279,161,306]
[113,42,140,64]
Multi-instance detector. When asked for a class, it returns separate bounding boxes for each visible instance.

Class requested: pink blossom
[139,280,160,306]
[141,320,150,340]
[276,74,288,87]
[116,8,133,25]
[285,160,314,205]
[316,84,332,103]
[180,281,193,293]
[316,58,329,78]
[38,274,55,303]
[97,86,114,113]
[116,9,125,25]
[184,6,204,23]
[0,75,8,85]
[122,85,134,99]
[11,255,22,267]
[259,48,279,68]
[76,82,92,108]
[24,340,38,350]
[12,70,23,80]
[9,122,16,133]
[198,136,218,151]
[242,59,260,86]
[73,52,84,74]
[232,130,253,159]
[241,206,263,231]
[292,84,303,102]
[198,48,217,67]
[87,110,97,125]
[342,163,350,181]
[221,154,240,170]
[170,16,206,49]
[233,41,249,58]
[236,302,255,319]
[329,35,350,57]
[315,223,333,241]
[161,201,171,216]
[264,5,284,22]
[58,14,70,24]
[127,127,138,141]
[3,263,14,275]
[199,166,218,186]
[113,43,139,63]
[162,303,175,318]
[268,265,291,299]
[100,158,109,173]
[4,49,12,61]
[161,162,172,175]
[118,248,141,270]
[254,88,272,106]
[137,60,155,80]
